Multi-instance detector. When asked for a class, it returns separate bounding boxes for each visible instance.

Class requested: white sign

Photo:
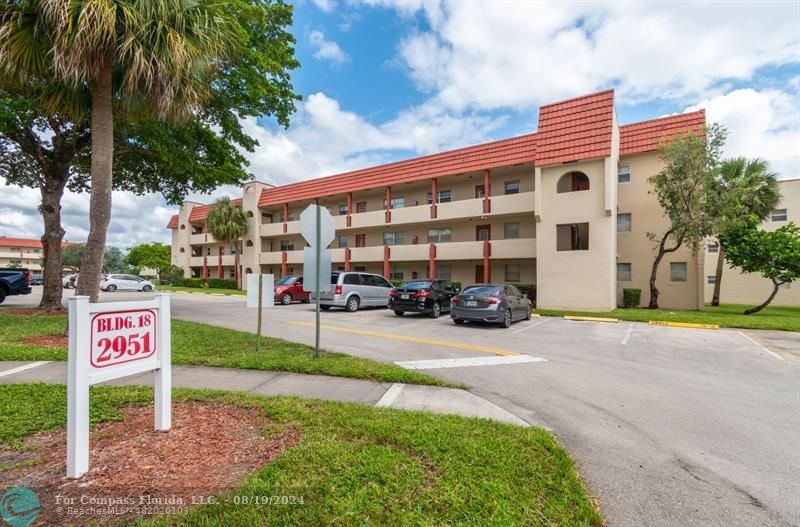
[301,204,334,293]
[300,204,335,248]
[246,273,275,308]
[67,294,171,478]
[302,247,331,293]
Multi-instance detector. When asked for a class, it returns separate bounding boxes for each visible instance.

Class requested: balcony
[490,238,536,259]
[189,256,204,267]
[390,204,432,225]
[260,252,282,265]
[348,245,384,262]
[436,241,484,260]
[330,248,346,262]
[260,219,300,238]
[489,191,535,216]
[389,243,430,262]
[349,209,385,229]
[437,197,484,220]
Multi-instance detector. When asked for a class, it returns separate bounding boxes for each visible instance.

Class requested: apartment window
[280,240,294,251]
[504,264,521,282]
[10,247,20,252]
[355,234,366,247]
[556,223,589,251]
[618,165,632,184]
[504,180,520,195]
[390,265,404,280]
[10,259,22,265]
[707,275,716,285]
[437,265,452,281]
[504,223,520,239]
[475,185,486,199]
[670,262,687,282]
[617,213,632,232]
[772,208,787,222]
[384,197,405,209]
[708,244,719,253]
[426,190,453,204]
[279,212,295,222]
[383,232,404,245]
[338,236,348,248]
[356,201,367,213]
[338,204,348,215]
[557,171,590,193]
[427,228,452,243]
[617,263,632,282]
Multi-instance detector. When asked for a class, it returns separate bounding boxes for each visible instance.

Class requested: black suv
[389,279,458,318]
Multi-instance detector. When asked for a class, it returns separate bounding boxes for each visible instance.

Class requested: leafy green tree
[207,198,248,288]
[719,217,800,314]
[0,0,299,309]
[706,158,781,306]
[61,244,86,272]
[126,242,171,278]
[646,124,727,309]
[103,247,125,274]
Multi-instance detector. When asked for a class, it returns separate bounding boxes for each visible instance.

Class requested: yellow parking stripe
[564,315,619,323]
[289,320,520,356]
[648,321,720,330]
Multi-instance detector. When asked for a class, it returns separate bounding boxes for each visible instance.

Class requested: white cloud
[686,88,800,180]
[309,30,349,65]
[312,0,336,13]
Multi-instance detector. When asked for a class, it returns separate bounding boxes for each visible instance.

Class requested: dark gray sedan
[450,284,532,328]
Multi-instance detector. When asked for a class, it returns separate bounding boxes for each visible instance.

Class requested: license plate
[401,294,410,300]
[465,300,478,307]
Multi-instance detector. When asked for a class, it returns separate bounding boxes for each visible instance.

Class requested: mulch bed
[1,402,301,526]
[1,309,65,316]
[20,335,68,348]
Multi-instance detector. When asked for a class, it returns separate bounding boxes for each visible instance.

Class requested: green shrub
[389,279,404,287]
[207,278,237,289]
[623,288,642,308]
[448,281,461,292]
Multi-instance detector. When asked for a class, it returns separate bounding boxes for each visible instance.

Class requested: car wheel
[430,302,441,318]
[453,319,465,325]
[394,310,404,317]
[142,285,152,292]
[500,309,512,328]
[525,308,532,320]
[345,296,360,312]
[106,284,117,292]
[0,289,6,304]
[320,305,331,311]
[281,293,293,305]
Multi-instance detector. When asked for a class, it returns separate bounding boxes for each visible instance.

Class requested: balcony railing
[489,192,535,216]
[435,241,484,260]
[348,245,384,262]
[490,238,536,259]
[389,243,430,262]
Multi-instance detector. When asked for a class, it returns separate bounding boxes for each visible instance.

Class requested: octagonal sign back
[300,204,335,248]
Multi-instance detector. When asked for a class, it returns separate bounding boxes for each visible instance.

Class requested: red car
[274,275,309,305]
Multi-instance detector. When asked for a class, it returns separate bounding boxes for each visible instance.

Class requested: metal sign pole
[256,273,263,352]
[315,205,321,359]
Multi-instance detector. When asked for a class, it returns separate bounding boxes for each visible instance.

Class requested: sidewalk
[0,361,527,426]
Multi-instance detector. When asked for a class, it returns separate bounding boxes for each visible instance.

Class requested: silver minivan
[314,272,393,312]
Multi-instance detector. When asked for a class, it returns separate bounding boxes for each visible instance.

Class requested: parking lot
[4,289,799,527]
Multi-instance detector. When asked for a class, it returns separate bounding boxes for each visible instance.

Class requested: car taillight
[485,298,500,304]
[451,297,461,303]
[389,289,398,298]
[22,269,31,284]
[335,285,342,295]
[414,290,429,298]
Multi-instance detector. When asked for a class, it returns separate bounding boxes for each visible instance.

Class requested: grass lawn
[536,303,800,332]
[157,285,245,296]
[0,313,452,387]
[0,383,602,526]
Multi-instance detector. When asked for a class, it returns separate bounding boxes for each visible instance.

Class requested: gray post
[256,273,263,352]
[315,205,321,358]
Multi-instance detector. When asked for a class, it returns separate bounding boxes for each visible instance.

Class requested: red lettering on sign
[90,309,157,368]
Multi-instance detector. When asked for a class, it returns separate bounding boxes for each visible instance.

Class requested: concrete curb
[564,315,619,323]
[648,320,720,330]
[0,361,528,427]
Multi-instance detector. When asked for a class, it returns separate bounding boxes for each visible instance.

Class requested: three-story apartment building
[0,237,73,279]
[168,89,712,311]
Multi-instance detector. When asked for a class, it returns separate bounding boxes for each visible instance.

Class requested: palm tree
[207,198,248,288]
[1,0,239,302]
[708,158,780,306]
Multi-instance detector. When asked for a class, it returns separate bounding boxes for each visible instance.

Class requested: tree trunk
[235,250,240,289]
[711,242,725,307]
[38,176,69,311]
[648,229,682,309]
[76,60,114,303]
[744,279,781,315]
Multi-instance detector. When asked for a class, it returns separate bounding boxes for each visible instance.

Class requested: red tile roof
[166,215,179,229]
[257,133,537,207]
[619,110,706,156]
[187,198,243,223]
[0,237,73,248]
[535,90,615,166]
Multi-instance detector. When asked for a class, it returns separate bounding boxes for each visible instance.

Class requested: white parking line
[512,317,551,334]
[0,361,51,378]
[622,323,634,345]
[375,383,405,407]
[395,355,547,370]
[737,331,785,361]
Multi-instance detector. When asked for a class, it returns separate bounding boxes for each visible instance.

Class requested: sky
[2,0,799,248]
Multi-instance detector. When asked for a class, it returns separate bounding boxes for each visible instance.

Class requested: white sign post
[300,204,334,358]
[67,294,171,478]
[246,273,275,352]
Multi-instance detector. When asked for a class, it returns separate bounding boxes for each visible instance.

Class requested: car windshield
[400,281,432,290]
[275,276,297,285]
[461,286,502,296]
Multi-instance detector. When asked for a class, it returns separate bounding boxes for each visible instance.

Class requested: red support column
[283,203,289,233]
[344,247,351,272]
[430,178,438,219]
[482,239,491,283]
[202,256,208,279]
[385,187,392,223]
[429,243,437,279]
[347,192,353,227]
[483,169,491,213]
[281,250,287,277]
[217,248,222,278]
[383,245,390,278]
[204,220,208,242]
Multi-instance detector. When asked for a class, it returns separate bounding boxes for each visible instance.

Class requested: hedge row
[173,277,238,289]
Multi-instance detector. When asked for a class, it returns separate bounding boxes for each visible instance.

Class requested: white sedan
[100,274,155,292]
